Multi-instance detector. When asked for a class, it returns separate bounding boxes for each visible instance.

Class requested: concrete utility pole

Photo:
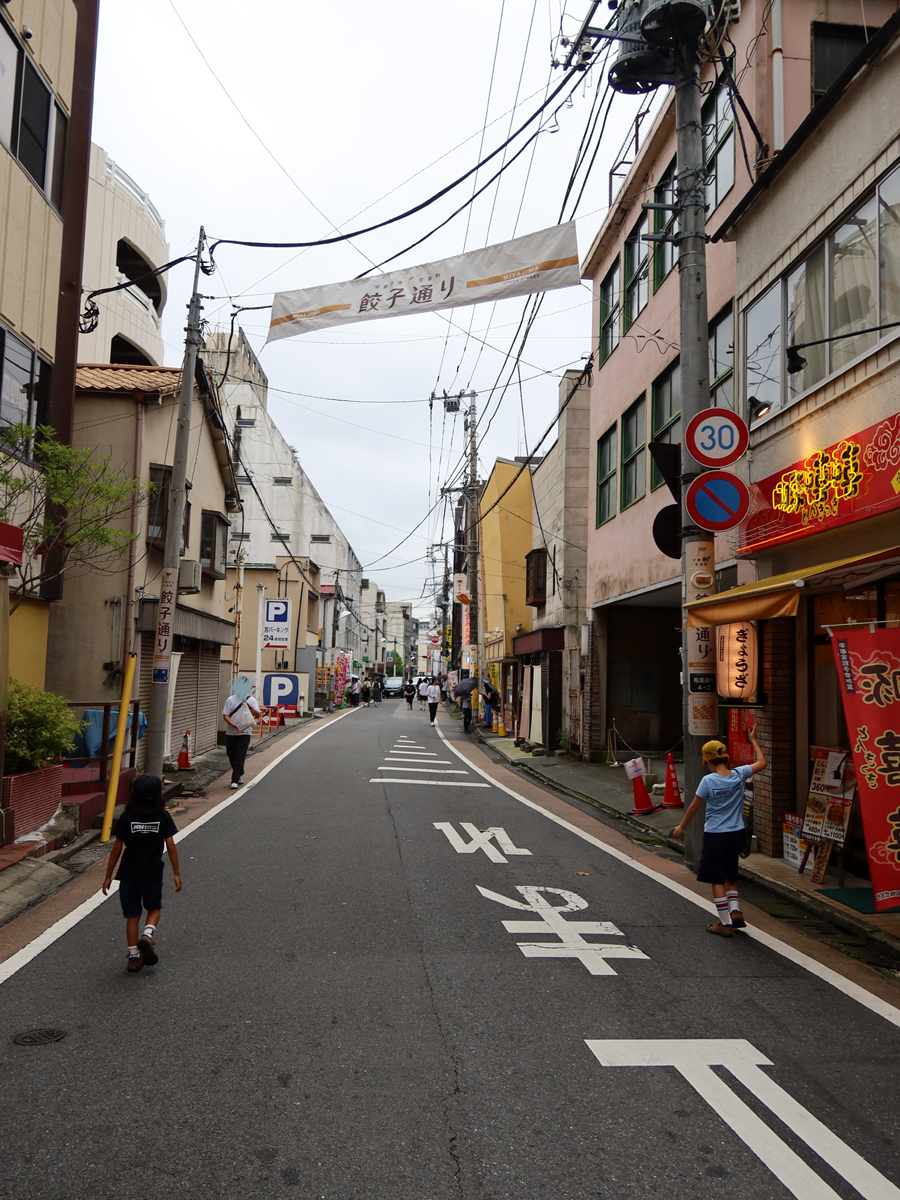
[255,582,267,694]
[144,228,206,776]
[232,548,245,679]
[466,391,479,679]
[673,34,712,872]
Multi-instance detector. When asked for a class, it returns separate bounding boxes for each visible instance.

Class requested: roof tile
[76,364,182,393]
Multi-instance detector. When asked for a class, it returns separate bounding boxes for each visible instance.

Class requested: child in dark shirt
[102,774,182,972]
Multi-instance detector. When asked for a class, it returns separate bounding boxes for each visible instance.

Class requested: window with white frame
[702,81,735,214]
[744,159,900,418]
[621,394,646,510]
[624,212,650,330]
[598,258,620,366]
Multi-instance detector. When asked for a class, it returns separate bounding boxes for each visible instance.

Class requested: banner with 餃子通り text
[832,627,900,911]
[266,223,579,342]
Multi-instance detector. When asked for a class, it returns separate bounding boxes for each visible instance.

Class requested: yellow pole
[101,651,137,842]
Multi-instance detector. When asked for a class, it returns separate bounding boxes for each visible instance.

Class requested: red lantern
[716,621,758,701]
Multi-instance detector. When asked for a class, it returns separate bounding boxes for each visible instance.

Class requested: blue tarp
[67,708,147,761]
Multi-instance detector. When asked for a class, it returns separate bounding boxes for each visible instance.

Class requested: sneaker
[730,910,747,929]
[127,954,143,973]
[230,782,239,790]
[239,776,244,784]
[137,935,159,967]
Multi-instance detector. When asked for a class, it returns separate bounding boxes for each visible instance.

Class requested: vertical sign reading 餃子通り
[685,541,717,737]
[832,627,900,911]
[152,566,178,684]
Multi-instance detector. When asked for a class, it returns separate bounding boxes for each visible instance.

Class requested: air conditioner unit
[178,559,202,594]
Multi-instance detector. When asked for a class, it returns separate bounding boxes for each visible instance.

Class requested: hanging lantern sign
[716,622,758,701]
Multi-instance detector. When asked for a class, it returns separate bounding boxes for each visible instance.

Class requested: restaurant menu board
[801,747,854,847]
[783,814,816,874]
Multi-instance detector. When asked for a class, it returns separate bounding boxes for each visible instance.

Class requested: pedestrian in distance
[672,727,767,938]
[418,678,429,711]
[460,692,473,734]
[350,677,361,707]
[222,684,260,789]
[426,678,441,726]
[373,675,383,705]
[403,680,416,710]
[361,679,371,707]
[101,773,182,973]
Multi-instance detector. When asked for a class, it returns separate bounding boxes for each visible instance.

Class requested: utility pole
[255,582,267,695]
[232,547,245,679]
[144,228,205,776]
[673,29,712,872]
[466,390,479,679]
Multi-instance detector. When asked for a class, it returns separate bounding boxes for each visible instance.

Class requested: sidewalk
[469,719,900,953]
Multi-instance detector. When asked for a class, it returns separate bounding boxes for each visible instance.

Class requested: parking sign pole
[255,584,267,696]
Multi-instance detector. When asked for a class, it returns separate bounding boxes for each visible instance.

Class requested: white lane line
[0,708,361,987]
[370,778,490,788]
[379,766,468,774]
[433,719,900,1030]
[386,758,453,765]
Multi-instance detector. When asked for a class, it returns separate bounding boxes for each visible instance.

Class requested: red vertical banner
[831,628,900,911]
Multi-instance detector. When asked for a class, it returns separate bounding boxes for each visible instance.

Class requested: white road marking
[369,778,490,788]
[586,1040,900,1200]
[386,757,453,764]
[477,884,649,976]
[434,821,531,863]
[381,767,468,775]
[433,719,900,1029]
[0,708,362,987]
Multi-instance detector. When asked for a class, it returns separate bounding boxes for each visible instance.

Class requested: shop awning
[512,627,565,655]
[684,546,900,628]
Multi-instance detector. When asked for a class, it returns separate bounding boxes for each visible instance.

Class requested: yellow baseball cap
[702,739,728,762]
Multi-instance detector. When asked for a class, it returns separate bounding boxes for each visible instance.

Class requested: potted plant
[2,680,82,841]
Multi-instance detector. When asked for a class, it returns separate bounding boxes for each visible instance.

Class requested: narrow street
[2,702,899,1200]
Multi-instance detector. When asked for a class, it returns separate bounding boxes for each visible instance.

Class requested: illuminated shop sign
[739,414,900,554]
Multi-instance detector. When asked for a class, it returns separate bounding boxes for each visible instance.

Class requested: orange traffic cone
[629,773,661,815]
[178,729,193,771]
[661,753,684,808]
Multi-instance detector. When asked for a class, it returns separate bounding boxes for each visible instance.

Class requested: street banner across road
[832,626,900,911]
[266,223,579,342]
[685,470,751,532]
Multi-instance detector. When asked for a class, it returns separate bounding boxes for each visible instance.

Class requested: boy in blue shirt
[673,727,766,937]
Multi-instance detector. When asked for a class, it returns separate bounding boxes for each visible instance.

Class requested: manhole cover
[13,1028,67,1046]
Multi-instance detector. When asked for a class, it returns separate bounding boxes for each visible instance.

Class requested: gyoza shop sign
[739,413,900,554]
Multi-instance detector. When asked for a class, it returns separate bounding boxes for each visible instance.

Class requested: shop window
[708,306,734,408]
[620,394,646,510]
[525,548,547,607]
[812,23,872,104]
[653,158,678,288]
[200,511,228,578]
[623,212,649,331]
[702,80,734,214]
[650,361,680,490]
[596,424,617,526]
[598,258,620,366]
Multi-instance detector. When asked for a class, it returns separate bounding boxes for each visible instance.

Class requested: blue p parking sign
[262,673,300,713]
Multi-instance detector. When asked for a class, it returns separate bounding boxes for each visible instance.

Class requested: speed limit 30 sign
[685,407,749,469]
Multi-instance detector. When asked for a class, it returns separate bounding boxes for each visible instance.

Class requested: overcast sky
[91,1,647,617]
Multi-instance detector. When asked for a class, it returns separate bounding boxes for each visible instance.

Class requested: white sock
[726,890,740,913]
[142,924,156,940]
[128,945,140,957]
[714,898,732,926]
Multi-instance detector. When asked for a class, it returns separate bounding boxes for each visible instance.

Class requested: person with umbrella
[453,675,479,734]
[481,680,500,728]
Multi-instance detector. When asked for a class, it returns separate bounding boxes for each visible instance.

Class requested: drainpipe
[771,0,784,152]
[122,389,144,664]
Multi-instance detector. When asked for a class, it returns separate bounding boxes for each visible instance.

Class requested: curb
[45,828,102,865]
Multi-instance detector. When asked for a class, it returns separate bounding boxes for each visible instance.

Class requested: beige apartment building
[45,364,241,761]
[0,0,98,684]
[582,0,898,764]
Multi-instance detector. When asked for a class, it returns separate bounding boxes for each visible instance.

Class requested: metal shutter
[170,640,199,761]
[195,644,221,756]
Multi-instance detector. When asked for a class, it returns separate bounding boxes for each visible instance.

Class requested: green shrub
[557,726,571,752]
[4,680,82,774]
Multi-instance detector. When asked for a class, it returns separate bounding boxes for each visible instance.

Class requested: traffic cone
[177,729,193,771]
[497,710,507,737]
[661,753,684,809]
[629,773,661,815]
[492,711,499,733]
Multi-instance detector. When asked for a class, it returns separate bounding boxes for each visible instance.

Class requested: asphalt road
[2,700,900,1200]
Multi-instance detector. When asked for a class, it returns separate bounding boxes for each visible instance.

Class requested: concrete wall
[9,596,48,687]
[78,144,169,366]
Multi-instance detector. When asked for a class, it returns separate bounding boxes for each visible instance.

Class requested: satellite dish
[231,673,254,701]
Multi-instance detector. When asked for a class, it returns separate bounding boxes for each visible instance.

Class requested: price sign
[685,407,749,469]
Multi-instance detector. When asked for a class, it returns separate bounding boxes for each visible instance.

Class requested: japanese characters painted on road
[685,407,749,469]
[832,626,900,910]
[685,470,751,532]
[262,673,300,715]
[716,621,758,701]
[586,1039,900,1200]
[477,885,649,976]
[152,565,178,683]
[267,223,579,342]
[434,822,532,863]
[263,598,291,649]
[685,540,718,737]
[739,413,900,555]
